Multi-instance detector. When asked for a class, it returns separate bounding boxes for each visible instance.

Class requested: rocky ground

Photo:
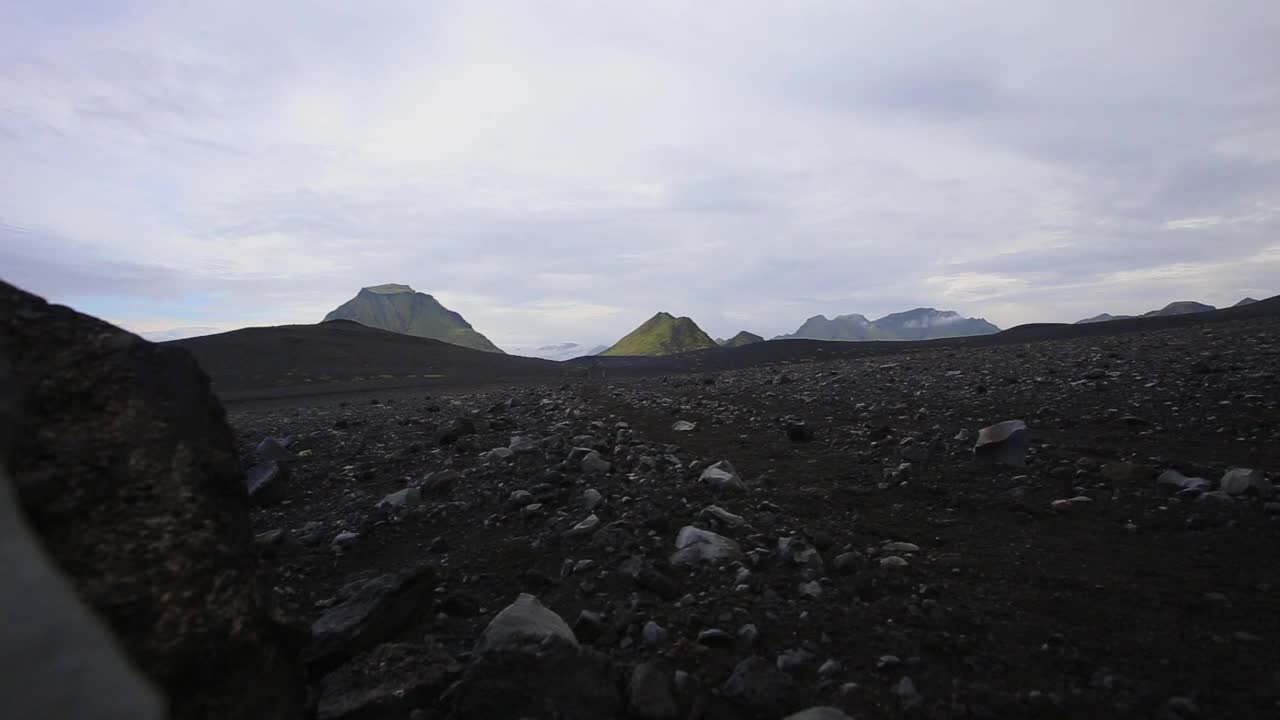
[231,314,1280,719]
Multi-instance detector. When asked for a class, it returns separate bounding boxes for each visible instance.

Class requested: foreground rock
[1,451,163,718]
[0,281,305,720]
[670,526,744,567]
[308,566,437,672]
[475,593,578,654]
[317,642,458,720]
[973,420,1028,466]
[448,594,623,719]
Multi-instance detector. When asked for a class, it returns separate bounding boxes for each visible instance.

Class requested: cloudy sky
[2,1,1278,349]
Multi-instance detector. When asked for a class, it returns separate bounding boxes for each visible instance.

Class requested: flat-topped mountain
[323,284,503,353]
[1077,300,1219,324]
[600,312,718,356]
[777,308,998,341]
[718,331,764,348]
[872,308,1001,340]
[1144,301,1216,317]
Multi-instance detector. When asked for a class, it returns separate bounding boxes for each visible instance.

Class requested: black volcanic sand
[170,320,576,404]
[226,310,1280,718]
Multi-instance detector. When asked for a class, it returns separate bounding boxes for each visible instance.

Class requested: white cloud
[1,0,1277,344]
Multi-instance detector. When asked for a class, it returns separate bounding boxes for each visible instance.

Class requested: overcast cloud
[2,1,1278,348]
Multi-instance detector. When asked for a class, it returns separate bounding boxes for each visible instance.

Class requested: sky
[2,1,1278,349]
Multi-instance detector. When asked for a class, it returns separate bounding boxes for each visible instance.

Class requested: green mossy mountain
[322,284,504,353]
[601,312,718,356]
[719,331,764,347]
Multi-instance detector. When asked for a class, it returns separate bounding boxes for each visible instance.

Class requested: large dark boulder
[0,281,306,720]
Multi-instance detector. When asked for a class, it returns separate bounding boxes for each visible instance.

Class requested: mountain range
[600,312,718,356]
[1074,300,1254,324]
[776,308,1000,342]
[717,331,764,348]
[508,342,609,361]
[322,284,504,353]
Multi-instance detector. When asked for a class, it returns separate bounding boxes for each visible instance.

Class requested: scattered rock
[628,662,680,720]
[671,420,696,432]
[721,655,796,719]
[1220,468,1272,498]
[582,451,612,474]
[256,436,294,462]
[377,486,422,509]
[245,460,288,505]
[700,504,747,527]
[1157,470,1212,496]
[475,593,577,655]
[700,460,747,492]
[669,526,744,567]
[895,676,923,709]
[435,417,477,445]
[308,566,437,672]
[316,642,456,720]
[423,469,460,496]
[974,420,1028,466]
[786,418,814,442]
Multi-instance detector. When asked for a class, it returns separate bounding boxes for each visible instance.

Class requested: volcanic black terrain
[208,299,1279,718]
[6,278,1280,720]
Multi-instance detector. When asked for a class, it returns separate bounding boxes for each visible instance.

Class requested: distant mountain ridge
[509,342,609,361]
[601,312,718,356]
[1076,300,1233,324]
[323,284,503,353]
[777,308,999,341]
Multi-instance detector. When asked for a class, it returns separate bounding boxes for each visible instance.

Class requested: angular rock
[973,420,1028,466]
[700,504,747,527]
[700,460,747,492]
[484,447,514,463]
[641,621,669,647]
[629,562,682,600]
[509,435,541,454]
[1,280,306,720]
[377,486,422,509]
[475,593,577,655]
[1157,470,1212,496]
[308,566,437,672]
[628,661,680,720]
[1220,468,1273,498]
[721,655,796,719]
[582,451,612,474]
[245,460,288,505]
[565,514,601,539]
[670,526,744,567]
[423,469,460,496]
[446,641,622,720]
[317,642,457,720]
[786,419,814,443]
[257,436,294,462]
[435,417,477,445]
